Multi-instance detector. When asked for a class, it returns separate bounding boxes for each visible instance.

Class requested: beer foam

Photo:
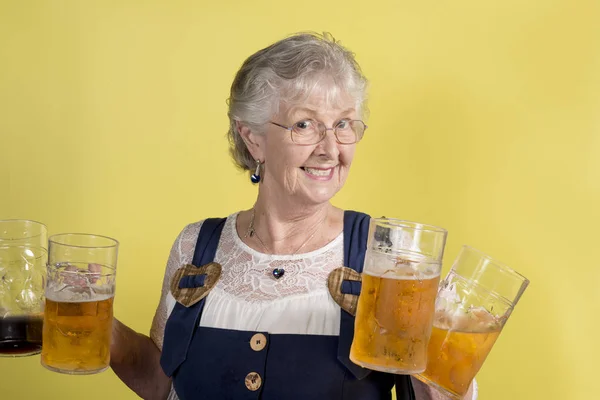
[434,308,504,333]
[434,284,505,332]
[45,286,114,303]
[364,249,440,280]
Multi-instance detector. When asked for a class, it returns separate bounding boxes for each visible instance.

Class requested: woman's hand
[411,377,477,400]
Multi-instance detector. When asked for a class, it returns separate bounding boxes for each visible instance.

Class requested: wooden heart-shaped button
[170,262,222,307]
[327,266,362,316]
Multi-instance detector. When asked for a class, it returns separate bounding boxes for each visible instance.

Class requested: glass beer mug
[350,218,448,374]
[41,233,118,374]
[0,220,48,356]
[415,245,530,399]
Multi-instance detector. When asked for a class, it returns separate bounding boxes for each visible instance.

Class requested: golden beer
[44,234,118,375]
[415,246,529,398]
[350,270,440,373]
[41,294,114,374]
[416,309,503,398]
[351,218,447,374]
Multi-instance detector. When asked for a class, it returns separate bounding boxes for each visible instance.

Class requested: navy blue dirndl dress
[160,211,415,400]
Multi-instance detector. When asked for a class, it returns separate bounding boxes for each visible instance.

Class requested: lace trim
[212,213,344,303]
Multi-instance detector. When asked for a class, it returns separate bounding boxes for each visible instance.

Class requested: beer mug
[415,246,529,399]
[350,218,448,374]
[0,220,48,357]
[41,233,118,374]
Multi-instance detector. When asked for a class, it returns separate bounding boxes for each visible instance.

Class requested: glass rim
[0,218,47,226]
[461,245,530,285]
[372,217,448,235]
[49,233,119,249]
[0,219,48,239]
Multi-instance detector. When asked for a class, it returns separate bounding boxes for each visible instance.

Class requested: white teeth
[304,167,332,177]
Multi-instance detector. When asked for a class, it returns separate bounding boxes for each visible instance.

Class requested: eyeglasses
[270,119,367,145]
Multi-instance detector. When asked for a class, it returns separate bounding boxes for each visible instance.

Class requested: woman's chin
[297,186,340,206]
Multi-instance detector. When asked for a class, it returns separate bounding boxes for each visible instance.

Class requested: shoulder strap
[160,218,227,377]
[337,210,372,380]
[343,210,371,274]
[192,218,227,267]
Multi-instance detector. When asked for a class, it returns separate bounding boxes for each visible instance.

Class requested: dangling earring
[250,160,261,184]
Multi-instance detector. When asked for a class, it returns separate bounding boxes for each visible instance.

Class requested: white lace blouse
[149,213,477,400]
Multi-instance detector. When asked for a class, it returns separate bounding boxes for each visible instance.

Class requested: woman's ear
[236,121,264,161]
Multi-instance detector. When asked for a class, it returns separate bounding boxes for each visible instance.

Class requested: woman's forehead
[278,88,357,119]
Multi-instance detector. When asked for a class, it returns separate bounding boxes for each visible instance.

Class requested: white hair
[226,32,369,173]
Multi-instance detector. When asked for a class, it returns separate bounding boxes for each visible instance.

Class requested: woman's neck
[247,194,336,255]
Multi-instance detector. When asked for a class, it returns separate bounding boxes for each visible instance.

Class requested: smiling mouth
[301,167,335,177]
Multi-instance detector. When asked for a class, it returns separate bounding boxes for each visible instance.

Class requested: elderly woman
[109,32,476,400]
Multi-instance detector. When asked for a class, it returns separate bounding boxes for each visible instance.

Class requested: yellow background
[1,1,598,399]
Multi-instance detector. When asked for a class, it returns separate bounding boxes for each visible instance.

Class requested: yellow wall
[1,1,598,399]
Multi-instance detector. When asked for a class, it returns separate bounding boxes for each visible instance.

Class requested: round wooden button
[245,372,262,391]
[250,333,267,351]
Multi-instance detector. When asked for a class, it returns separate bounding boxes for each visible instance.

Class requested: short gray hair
[226,32,369,173]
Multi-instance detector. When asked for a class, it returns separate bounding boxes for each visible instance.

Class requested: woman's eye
[295,120,313,130]
[336,120,350,130]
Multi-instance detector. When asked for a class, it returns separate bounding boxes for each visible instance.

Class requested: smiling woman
[238,89,361,209]
[229,32,368,213]
[107,32,474,400]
